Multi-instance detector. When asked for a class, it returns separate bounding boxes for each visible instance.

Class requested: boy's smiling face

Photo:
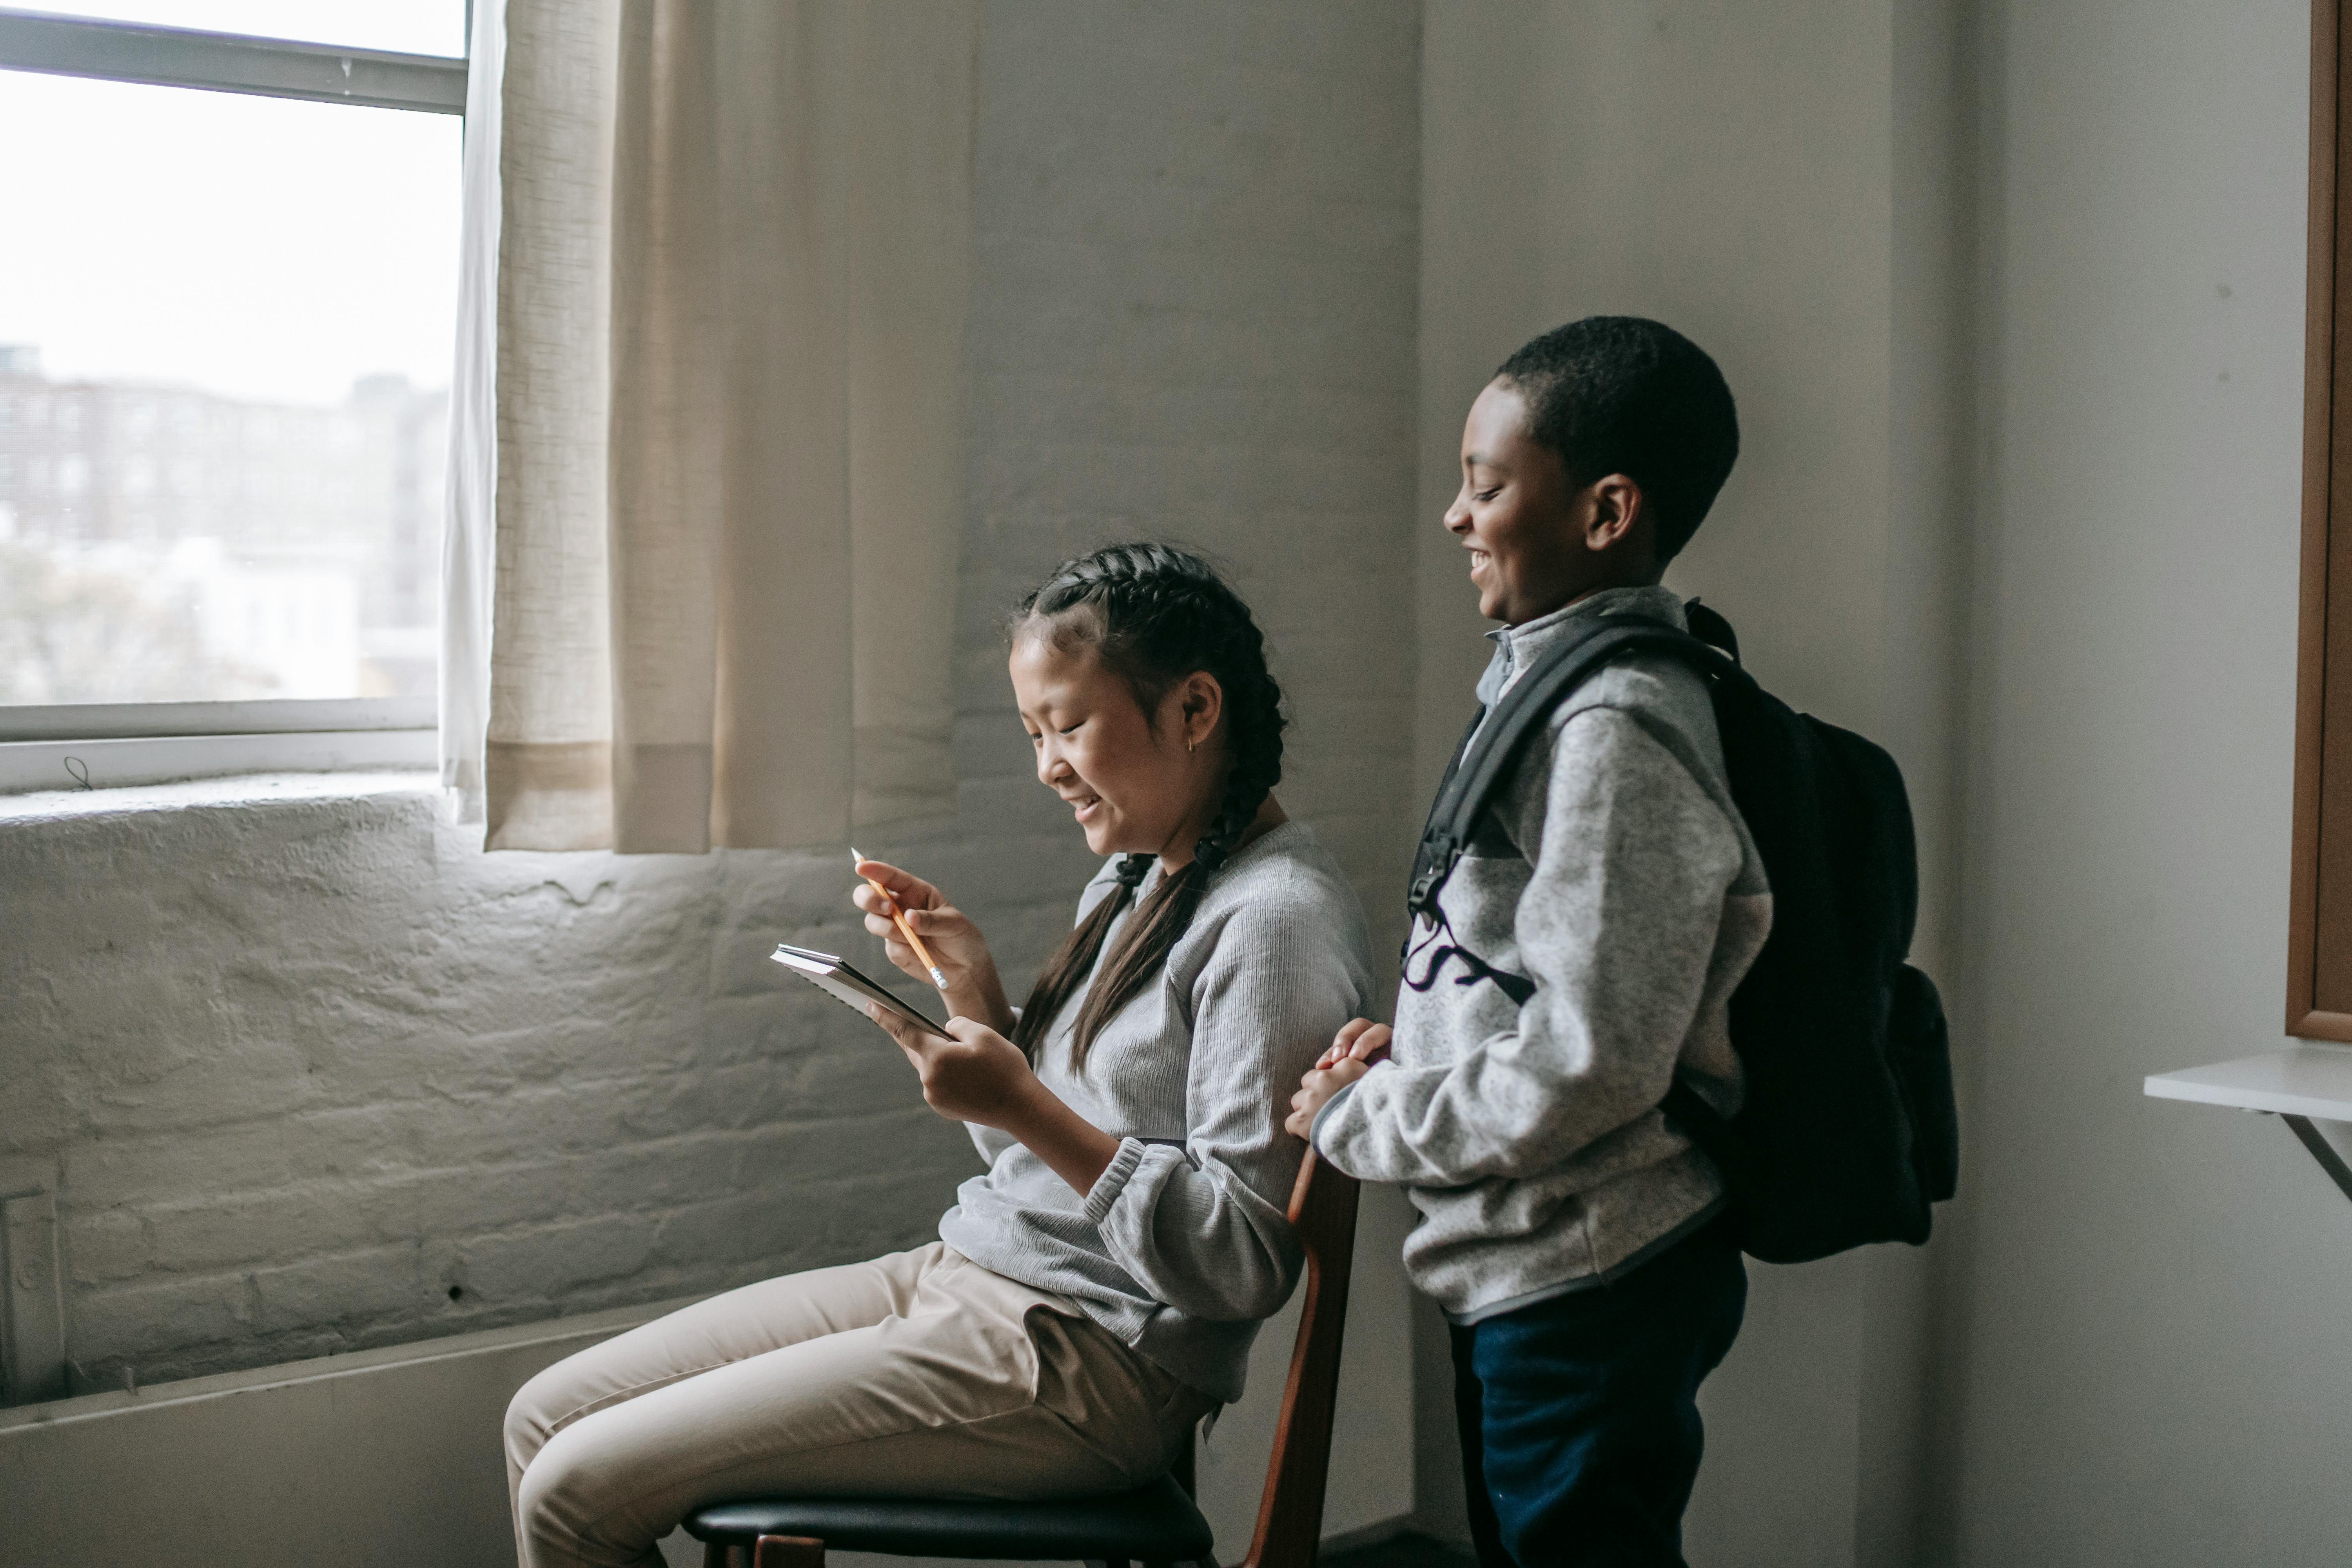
[1448,378,1654,626]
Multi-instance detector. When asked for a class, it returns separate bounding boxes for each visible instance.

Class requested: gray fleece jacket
[1310,586,1771,1322]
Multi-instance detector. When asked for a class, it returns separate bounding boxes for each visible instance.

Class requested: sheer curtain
[441,0,977,851]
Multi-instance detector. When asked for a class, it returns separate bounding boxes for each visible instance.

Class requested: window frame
[0,7,465,787]
[0,8,466,113]
[2292,0,2352,1036]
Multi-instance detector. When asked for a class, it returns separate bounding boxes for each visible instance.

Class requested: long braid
[1005,544,1287,1064]
[1007,850,1149,1063]
[1187,606,1284,872]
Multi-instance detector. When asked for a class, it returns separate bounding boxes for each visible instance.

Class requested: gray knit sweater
[1311,586,1771,1322]
[938,821,1376,1404]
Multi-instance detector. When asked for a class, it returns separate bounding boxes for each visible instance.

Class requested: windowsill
[0,729,436,798]
[0,766,438,824]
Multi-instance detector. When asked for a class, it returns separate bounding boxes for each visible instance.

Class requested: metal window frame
[0,697,435,741]
[0,7,464,783]
[0,7,466,114]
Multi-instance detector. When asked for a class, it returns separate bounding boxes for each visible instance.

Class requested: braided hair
[1006,543,1287,1065]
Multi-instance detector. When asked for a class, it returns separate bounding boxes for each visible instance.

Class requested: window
[0,4,465,791]
[2293,0,2352,1036]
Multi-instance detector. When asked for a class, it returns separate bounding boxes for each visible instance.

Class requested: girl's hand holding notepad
[864,1008,1034,1124]
[863,1003,1122,1194]
[852,855,1018,1036]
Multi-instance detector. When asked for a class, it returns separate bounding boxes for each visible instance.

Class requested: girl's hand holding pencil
[854,847,949,988]
[850,851,1019,1037]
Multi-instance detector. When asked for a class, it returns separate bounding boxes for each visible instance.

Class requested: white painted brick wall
[0,0,1421,1398]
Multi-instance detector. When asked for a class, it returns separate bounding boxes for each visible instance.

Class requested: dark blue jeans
[1450,1218,1747,1568]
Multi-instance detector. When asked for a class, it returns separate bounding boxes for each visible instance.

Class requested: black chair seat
[683,1473,1214,1559]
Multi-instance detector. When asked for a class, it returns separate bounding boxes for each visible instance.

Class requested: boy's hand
[1287,1018,1393,1138]
[1315,1018,1392,1071]
[1287,1056,1374,1140]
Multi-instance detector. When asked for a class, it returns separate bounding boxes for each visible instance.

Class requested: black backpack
[1404,601,1958,1265]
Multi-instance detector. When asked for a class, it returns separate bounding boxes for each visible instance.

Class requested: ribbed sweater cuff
[1082,1136,1150,1224]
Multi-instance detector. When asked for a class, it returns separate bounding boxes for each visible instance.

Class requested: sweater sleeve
[1313,707,1742,1186]
[1082,898,1360,1322]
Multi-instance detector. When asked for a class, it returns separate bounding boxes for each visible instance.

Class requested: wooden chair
[685,1148,1361,1568]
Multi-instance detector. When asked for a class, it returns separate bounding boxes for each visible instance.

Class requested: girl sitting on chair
[505,543,1377,1568]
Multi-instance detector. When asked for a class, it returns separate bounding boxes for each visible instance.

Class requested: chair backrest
[1237,1147,1361,1568]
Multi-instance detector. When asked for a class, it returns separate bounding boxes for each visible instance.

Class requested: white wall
[0,1299,669,1568]
[0,0,1424,1555]
[1417,3,1972,1561]
[1949,2,2345,1563]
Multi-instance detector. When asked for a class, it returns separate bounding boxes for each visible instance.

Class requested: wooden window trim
[2292,0,2352,1036]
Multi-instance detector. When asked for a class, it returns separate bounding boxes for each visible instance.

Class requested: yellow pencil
[851,847,948,990]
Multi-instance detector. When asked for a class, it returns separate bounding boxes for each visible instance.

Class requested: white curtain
[441,0,977,852]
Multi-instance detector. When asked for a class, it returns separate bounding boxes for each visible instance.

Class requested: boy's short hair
[1495,316,1739,564]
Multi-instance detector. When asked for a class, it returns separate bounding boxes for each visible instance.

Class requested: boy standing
[1287,317,1768,1567]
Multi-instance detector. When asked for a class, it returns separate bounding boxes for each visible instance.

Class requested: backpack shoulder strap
[1415,704,1486,851]
[1406,613,1732,916]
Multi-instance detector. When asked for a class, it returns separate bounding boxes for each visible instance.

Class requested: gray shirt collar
[1475,584,1687,708]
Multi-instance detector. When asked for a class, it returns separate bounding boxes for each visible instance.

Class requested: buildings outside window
[0,350,448,702]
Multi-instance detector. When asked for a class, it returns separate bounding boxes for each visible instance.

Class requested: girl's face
[1010,626,1225,864]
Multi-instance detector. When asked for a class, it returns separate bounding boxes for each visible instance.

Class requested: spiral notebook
[769,943,953,1040]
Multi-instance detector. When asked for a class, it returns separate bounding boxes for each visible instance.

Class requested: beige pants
[504,1242,1212,1568]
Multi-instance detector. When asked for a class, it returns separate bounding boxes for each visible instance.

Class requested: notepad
[770,944,954,1040]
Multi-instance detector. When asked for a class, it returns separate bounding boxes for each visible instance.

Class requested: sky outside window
[0,70,461,404]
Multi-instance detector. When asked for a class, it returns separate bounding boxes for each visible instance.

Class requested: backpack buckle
[1406,840,1458,915]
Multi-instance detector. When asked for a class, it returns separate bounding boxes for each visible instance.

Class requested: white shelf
[2144,1044,2352,1121]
